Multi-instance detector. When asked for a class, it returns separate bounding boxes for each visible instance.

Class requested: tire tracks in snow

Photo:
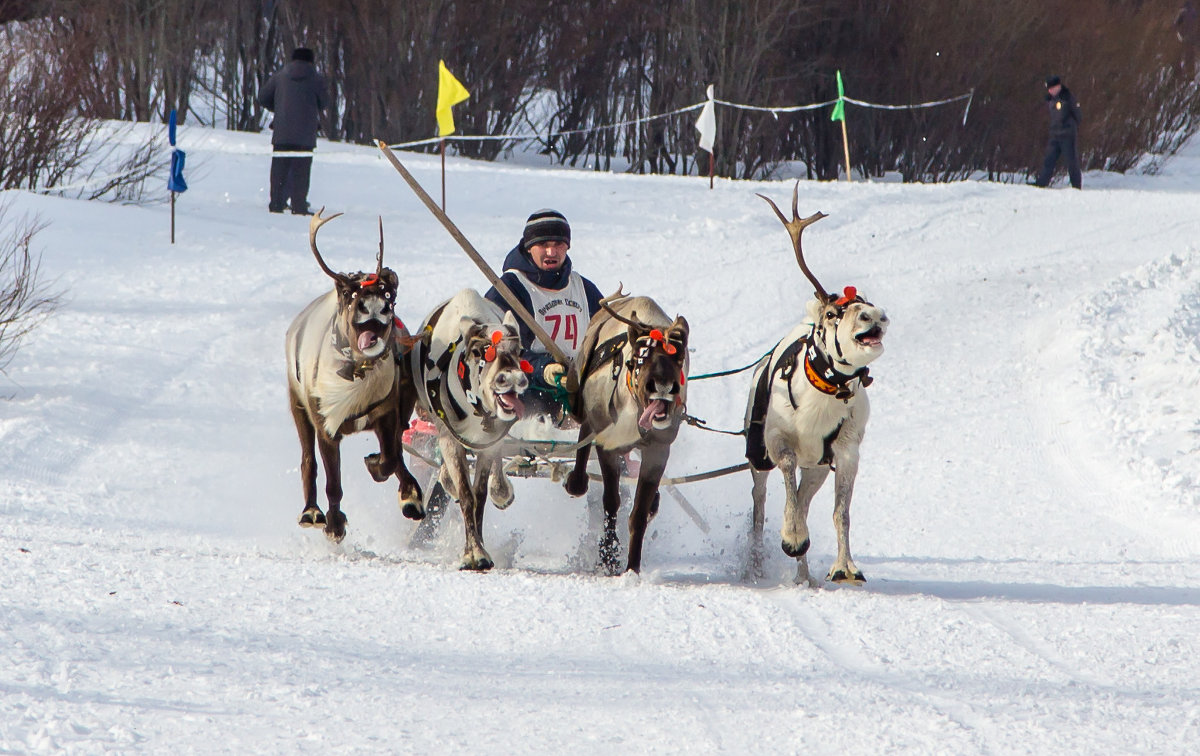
[770,591,1005,752]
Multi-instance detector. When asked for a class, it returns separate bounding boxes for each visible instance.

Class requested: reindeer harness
[409,302,527,450]
[745,291,875,472]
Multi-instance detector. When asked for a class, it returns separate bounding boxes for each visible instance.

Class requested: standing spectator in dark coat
[257,47,329,214]
[1034,75,1083,190]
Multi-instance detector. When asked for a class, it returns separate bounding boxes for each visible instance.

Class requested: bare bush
[0,21,163,201]
[0,203,60,374]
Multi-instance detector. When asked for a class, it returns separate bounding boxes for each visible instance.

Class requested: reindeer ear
[501,309,519,331]
[380,268,399,290]
[805,299,823,323]
[460,317,482,340]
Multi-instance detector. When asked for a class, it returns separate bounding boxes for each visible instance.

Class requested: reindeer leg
[827,458,864,584]
[290,396,326,528]
[488,457,514,510]
[439,436,491,571]
[564,420,593,497]
[746,467,769,581]
[595,447,624,576]
[466,451,496,570]
[365,412,398,482]
[316,434,346,542]
[791,465,829,588]
[392,385,425,517]
[626,444,668,574]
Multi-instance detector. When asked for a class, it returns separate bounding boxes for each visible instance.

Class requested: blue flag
[167,109,187,193]
[169,149,188,193]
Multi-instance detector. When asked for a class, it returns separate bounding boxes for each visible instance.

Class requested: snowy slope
[1,126,1199,754]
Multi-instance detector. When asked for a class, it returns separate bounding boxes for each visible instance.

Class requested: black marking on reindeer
[746,355,776,471]
[820,420,843,467]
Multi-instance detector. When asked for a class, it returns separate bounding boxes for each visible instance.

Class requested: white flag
[696,84,716,153]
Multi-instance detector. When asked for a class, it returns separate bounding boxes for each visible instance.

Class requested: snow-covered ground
[2,125,1199,754]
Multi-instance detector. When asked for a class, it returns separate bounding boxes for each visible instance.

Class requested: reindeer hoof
[401,501,426,521]
[298,507,326,528]
[323,510,347,542]
[364,453,394,482]
[459,555,494,571]
[781,537,810,558]
[828,568,865,585]
[563,471,588,497]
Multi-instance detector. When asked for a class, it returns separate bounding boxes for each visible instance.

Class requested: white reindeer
[745,187,888,586]
[409,289,531,570]
[286,209,423,542]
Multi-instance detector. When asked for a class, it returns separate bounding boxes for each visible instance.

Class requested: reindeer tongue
[357,331,378,351]
[497,392,525,418]
[638,399,666,430]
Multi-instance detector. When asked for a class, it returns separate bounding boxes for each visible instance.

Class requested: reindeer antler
[599,283,647,328]
[756,182,829,303]
[376,216,385,277]
[309,207,349,283]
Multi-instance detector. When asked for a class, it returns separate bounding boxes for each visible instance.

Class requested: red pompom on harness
[647,328,677,355]
[835,286,859,306]
[483,330,503,362]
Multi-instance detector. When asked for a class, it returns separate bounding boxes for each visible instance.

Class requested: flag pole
[440,138,446,212]
[840,118,852,182]
[831,70,852,181]
[708,153,714,190]
[170,191,176,244]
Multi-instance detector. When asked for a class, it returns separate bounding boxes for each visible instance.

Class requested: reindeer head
[808,288,888,371]
[758,185,889,373]
[601,287,689,432]
[457,310,531,422]
[309,209,400,363]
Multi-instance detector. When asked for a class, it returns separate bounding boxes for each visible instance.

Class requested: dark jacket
[1046,86,1082,138]
[257,60,329,148]
[484,244,604,351]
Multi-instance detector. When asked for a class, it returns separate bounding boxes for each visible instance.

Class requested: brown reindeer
[285,209,423,542]
[564,287,689,574]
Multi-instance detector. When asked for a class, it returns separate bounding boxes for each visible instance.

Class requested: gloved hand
[542,362,566,386]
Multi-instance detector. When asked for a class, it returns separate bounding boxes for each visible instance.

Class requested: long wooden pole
[376,140,576,390]
[170,191,176,244]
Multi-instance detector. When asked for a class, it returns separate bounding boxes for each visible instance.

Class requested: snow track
[1,127,1199,753]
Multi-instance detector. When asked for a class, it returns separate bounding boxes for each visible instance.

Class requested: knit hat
[292,47,315,63]
[521,209,571,250]
[1045,75,1061,88]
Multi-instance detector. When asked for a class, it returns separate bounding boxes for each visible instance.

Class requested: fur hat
[1045,75,1062,88]
[292,47,315,63]
[521,209,571,250]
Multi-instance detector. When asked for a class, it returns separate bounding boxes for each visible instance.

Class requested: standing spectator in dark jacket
[1034,75,1083,190]
[257,47,329,214]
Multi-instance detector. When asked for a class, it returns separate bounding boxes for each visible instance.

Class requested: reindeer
[563,287,689,574]
[285,209,424,542]
[745,185,889,586]
[408,288,531,570]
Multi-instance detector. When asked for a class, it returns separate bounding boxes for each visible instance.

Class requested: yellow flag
[436,60,470,136]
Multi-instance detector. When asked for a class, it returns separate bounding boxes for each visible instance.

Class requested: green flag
[830,70,845,122]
